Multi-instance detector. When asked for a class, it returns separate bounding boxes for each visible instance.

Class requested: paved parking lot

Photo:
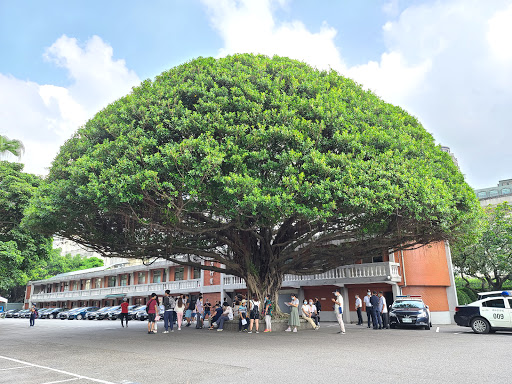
[0,317,509,384]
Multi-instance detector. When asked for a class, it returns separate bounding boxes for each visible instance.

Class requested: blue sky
[1,0,511,188]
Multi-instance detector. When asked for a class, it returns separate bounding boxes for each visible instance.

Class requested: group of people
[357,290,389,329]
[143,289,350,335]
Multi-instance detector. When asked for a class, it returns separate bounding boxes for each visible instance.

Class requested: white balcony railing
[223,262,401,288]
[31,279,202,301]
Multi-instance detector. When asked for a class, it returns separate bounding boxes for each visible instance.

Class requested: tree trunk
[244,270,285,318]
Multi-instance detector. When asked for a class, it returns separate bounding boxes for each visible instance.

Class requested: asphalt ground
[0,317,509,384]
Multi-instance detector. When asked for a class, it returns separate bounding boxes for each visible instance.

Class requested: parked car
[107,305,141,320]
[129,306,146,320]
[101,306,121,320]
[136,305,164,321]
[455,291,512,334]
[86,306,113,320]
[13,309,30,318]
[40,308,68,319]
[5,309,21,318]
[67,306,99,320]
[59,307,82,320]
[389,295,431,330]
[477,290,512,300]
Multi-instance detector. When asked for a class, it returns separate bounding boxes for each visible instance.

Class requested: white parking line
[0,365,30,371]
[40,378,79,384]
[0,355,116,384]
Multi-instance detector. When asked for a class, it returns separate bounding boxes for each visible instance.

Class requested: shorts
[249,311,260,320]
[148,313,156,322]
[185,310,192,318]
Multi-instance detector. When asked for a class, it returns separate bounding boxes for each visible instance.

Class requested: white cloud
[202,0,512,188]
[0,35,140,176]
[201,0,346,71]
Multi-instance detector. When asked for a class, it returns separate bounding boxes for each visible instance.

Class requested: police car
[389,295,431,330]
[454,291,512,334]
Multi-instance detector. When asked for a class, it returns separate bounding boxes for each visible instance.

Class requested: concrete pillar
[445,241,458,324]
[342,287,350,323]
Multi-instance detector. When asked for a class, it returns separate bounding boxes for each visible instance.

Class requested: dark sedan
[389,296,431,330]
[68,306,99,320]
[86,306,113,320]
[4,309,20,318]
[40,308,69,319]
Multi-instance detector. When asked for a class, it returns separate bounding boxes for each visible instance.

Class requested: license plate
[402,317,413,323]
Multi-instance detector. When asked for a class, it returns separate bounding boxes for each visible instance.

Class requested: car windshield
[392,300,425,309]
[98,307,112,312]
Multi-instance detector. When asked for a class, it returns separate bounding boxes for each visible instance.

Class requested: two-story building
[26,241,457,324]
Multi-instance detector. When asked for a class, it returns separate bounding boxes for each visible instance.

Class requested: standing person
[285,293,300,332]
[263,294,273,333]
[370,291,381,330]
[163,290,176,333]
[29,305,37,327]
[314,297,322,324]
[146,293,159,334]
[355,294,363,325]
[184,295,193,327]
[216,303,233,332]
[331,289,346,334]
[204,299,211,322]
[363,290,373,328]
[238,299,249,332]
[248,294,261,334]
[378,291,389,329]
[309,299,319,327]
[195,295,204,329]
[175,297,185,331]
[301,299,319,330]
[120,298,129,328]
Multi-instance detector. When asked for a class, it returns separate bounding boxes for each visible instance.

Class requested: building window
[94,278,102,289]
[107,276,116,287]
[477,191,487,198]
[372,256,383,263]
[210,271,214,276]
[175,267,184,281]
[85,279,91,290]
[489,190,499,197]
[71,281,77,291]
[502,188,511,195]
[153,270,161,283]
[120,274,128,286]
[63,282,69,292]
[193,267,201,279]
[138,272,146,284]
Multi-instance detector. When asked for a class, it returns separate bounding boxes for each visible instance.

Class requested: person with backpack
[146,293,159,334]
[29,305,38,327]
[163,290,176,333]
[263,294,273,333]
[195,295,204,329]
[248,294,261,334]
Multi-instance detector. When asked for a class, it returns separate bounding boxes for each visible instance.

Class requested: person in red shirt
[147,293,159,334]
[120,298,129,327]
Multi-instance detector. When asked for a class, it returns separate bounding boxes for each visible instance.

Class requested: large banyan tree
[26,54,480,302]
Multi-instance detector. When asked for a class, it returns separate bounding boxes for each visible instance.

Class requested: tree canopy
[25,54,480,299]
[0,161,52,299]
[452,202,512,292]
[0,135,24,158]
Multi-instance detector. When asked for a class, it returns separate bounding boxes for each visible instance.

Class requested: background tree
[452,202,512,293]
[25,54,480,305]
[0,161,52,301]
[0,135,24,158]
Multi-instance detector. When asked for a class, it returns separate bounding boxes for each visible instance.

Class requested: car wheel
[471,317,490,334]
[76,314,83,320]
[424,324,430,330]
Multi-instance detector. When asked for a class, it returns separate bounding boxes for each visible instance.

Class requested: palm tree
[0,135,24,158]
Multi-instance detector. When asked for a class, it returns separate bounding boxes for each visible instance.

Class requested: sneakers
[217,329,223,332]
[292,328,297,333]
[248,331,252,334]
[315,326,320,331]
[264,329,270,333]
[171,330,174,332]
[163,331,169,334]
[256,331,259,334]
[285,328,291,332]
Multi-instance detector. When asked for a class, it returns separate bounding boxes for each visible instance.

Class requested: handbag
[338,307,343,314]
[241,318,247,325]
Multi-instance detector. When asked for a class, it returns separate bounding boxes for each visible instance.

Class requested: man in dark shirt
[120,298,129,327]
[314,297,322,323]
[208,304,223,330]
[370,291,381,329]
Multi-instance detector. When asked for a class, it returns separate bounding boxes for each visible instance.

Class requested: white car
[454,292,512,334]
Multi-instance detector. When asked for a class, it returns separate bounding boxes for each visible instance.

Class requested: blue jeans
[30,314,35,326]
[164,311,175,331]
[217,315,230,329]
